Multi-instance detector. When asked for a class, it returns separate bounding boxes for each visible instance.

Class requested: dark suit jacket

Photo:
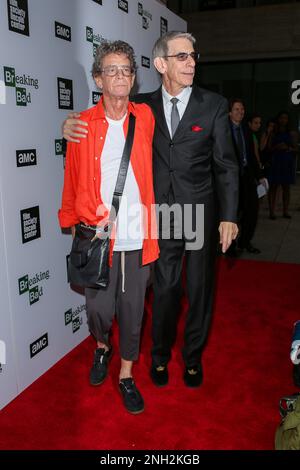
[230,122,262,182]
[134,85,239,223]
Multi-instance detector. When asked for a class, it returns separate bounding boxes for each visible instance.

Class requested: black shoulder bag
[68,113,136,289]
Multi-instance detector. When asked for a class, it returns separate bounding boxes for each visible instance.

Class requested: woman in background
[267,112,297,219]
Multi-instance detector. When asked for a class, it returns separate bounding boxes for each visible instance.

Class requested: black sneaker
[90,347,112,386]
[119,378,144,414]
[183,364,203,388]
[150,363,168,387]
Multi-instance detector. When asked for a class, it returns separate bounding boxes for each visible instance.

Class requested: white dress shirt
[161,85,192,137]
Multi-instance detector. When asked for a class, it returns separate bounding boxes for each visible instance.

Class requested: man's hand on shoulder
[62,112,88,143]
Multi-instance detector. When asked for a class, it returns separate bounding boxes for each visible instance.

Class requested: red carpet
[0,258,299,450]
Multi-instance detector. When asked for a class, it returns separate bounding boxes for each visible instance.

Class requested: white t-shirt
[100,114,143,251]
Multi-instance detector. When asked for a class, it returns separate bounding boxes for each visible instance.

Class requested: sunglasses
[163,52,200,62]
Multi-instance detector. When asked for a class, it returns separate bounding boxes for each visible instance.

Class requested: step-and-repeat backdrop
[0,0,186,409]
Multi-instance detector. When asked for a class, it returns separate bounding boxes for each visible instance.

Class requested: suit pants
[152,194,218,368]
[85,250,150,361]
[238,168,259,248]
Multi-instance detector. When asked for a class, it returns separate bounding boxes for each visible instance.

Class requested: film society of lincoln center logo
[64,304,86,333]
[138,2,152,30]
[18,269,50,306]
[7,0,30,36]
[3,66,39,106]
[20,205,41,243]
[57,78,73,109]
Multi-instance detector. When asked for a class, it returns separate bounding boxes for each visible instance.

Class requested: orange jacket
[58,98,159,266]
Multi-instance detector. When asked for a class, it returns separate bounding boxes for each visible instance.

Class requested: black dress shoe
[150,363,168,387]
[283,213,292,219]
[90,347,112,386]
[119,378,144,414]
[245,244,261,254]
[184,364,203,388]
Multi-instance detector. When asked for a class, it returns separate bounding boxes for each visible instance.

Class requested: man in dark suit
[62,32,239,388]
[229,99,262,254]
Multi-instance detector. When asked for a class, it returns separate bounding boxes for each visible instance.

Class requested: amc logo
[160,17,168,36]
[141,56,150,69]
[30,333,48,358]
[118,0,128,13]
[16,149,37,167]
[55,21,71,42]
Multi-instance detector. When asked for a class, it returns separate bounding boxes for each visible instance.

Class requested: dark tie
[170,97,180,137]
[236,126,246,167]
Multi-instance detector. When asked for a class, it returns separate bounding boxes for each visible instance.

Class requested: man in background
[229,98,262,255]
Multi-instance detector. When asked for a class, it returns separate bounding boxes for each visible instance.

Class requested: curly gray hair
[152,31,196,59]
[92,40,137,78]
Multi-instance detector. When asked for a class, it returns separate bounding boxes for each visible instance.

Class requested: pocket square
[191,125,203,132]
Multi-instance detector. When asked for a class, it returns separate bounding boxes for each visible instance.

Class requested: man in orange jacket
[59,40,159,414]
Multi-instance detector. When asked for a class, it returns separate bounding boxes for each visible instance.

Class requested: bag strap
[108,112,136,225]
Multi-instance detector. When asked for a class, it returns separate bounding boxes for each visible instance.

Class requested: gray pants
[85,250,150,361]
